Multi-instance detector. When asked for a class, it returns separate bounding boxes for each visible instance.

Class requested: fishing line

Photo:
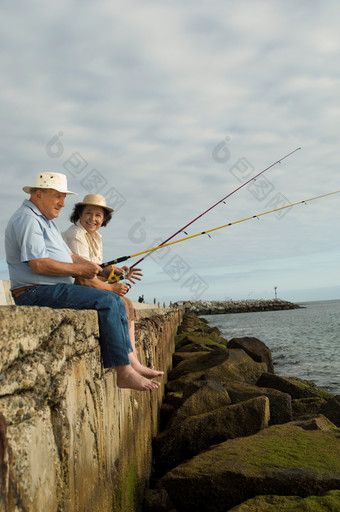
[129,147,301,268]
[101,189,339,267]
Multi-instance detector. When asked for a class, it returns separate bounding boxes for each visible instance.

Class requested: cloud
[1,0,339,303]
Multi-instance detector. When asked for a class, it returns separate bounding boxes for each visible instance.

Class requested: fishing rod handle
[100,255,129,268]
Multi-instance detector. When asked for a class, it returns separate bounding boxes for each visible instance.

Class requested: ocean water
[202,299,340,395]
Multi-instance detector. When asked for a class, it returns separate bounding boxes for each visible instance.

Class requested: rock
[256,373,330,399]
[160,423,340,512]
[167,347,229,382]
[175,334,226,352]
[292,397,327,420]
[172,351,206,367]
[154,396,270,475]
[224,380,292,425]
[176,312,221,335]
[163,391,183,409]
[228,337,274,373]
[319,395,340,427]
[166,374,207,393]
[159,403,177,431]
[204,350,268,385]
[289,414,337,432]
[161,381,231,430]
[142,488,171,512]
[167,349,268,392]
[168,380,231,428]
[227,490,340,512]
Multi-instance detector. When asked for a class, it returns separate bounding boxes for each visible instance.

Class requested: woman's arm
[75,275,131,296]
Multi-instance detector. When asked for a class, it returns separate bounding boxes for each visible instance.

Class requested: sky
[0,0,339,305]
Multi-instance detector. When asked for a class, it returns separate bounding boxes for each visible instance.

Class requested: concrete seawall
[0,294,183,512]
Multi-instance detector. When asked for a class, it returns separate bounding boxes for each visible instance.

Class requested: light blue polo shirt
[5,199,74,289]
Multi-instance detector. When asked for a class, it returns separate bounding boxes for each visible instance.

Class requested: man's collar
[23,199,51,224]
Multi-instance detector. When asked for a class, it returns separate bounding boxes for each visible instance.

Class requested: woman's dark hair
[70,205,112,227]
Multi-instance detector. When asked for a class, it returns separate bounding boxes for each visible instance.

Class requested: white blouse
[62,220,103,264]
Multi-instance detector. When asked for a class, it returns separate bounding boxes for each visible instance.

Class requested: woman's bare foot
[116,365,160,391]
[129,352,164,379]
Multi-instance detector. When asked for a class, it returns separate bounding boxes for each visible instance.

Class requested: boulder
[289,414,337,432]
[154,396,270,475]
[292,397,327,420]
[175,334,226,352]
[167,348,229,382]
[204,350,268,385]
[168,380,231,428]
[319,395,340,427]
[227,490,340,512]
[167,349,268,393]
[256,373,331,399]
[142,488,171,512]
[176,312,221,335]
[224,380,292,425]
[228,337,274,373]
[160,423,340,512]
[163,391,183,409]
[159,403,177,431]
[172,351,207,367]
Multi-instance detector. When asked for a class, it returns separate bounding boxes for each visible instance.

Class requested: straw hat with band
[75,194,114,214]
[23,172,77,195]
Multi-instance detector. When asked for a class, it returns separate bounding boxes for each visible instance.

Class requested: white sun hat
[23,172,77,195]
[75,193,114,213]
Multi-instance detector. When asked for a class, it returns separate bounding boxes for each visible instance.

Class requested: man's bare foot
[116,365,160,391]
[129,352,164,378]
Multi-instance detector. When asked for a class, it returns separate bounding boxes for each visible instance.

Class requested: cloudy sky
[1,0,339,304]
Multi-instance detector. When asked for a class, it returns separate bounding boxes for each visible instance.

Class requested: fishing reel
[107,266,131,288]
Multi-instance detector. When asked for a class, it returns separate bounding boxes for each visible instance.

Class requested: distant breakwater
[174,299,300,316]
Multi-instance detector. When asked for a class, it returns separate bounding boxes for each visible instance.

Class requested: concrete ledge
[0,281,171,319]
[0,280,14,305]
[133,301,171,320]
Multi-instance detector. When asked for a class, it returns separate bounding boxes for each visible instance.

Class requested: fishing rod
[101,189,340,270]
[129,147,301,269]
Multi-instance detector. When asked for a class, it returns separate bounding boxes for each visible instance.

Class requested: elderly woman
[62,194,162,379]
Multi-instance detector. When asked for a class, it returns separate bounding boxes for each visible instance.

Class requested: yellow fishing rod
[101,189,340,270]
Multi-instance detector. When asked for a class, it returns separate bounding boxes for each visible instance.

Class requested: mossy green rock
[228,490,340,511]
[160,423,340,512]
[292,397,327,420]
[257,373,333,400]
[175,333,227,352]
[224,380,292,425]
[168,348,267,386]
[154,396,269,475]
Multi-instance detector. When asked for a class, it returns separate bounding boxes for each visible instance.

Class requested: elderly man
[5,172,160,392]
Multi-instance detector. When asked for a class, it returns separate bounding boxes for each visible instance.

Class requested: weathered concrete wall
[0,282,14,307]
[0,303,183,512]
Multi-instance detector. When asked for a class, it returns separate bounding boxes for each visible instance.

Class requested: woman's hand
[99,264,143,285]
[121,265,143,284]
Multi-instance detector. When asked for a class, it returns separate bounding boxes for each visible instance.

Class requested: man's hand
[77,261,102,279]
[98,265,113,280]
